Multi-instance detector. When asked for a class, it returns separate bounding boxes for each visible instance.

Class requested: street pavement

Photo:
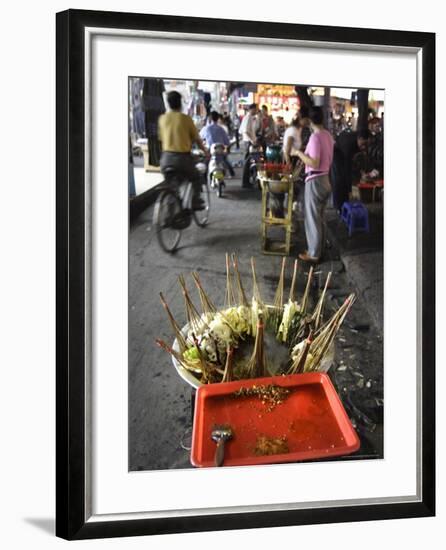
[129,165,384,471]
[326,203,384,334]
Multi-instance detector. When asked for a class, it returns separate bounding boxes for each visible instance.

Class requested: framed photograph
[56,9,435,540]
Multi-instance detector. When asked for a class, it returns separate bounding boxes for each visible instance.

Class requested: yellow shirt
[158,111,199,153]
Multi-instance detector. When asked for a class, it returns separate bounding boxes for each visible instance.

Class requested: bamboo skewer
[231,253,249,307]
[159,292,188,354]
[155,339,202,374]
[250,256,268,335]
[306,294,356,372]
[276,259,300,343]
[301,265,314,314]
[270,257,286,332]
[251,256,263,304]
[222,346,234,383]
[245,314,268,379]
[288,331,313,374]
[286,265,315,347]
[313,293,355,344]
[289,259,299,302]
[191,271,217,317]
[273,257,286,309]
[311,271,332,332]
[224,252,236,308]
[178,274,205,336]
[310,324,339,372]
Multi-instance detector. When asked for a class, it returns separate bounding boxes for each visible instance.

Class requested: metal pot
[266,179,290,194]
[171,315,335,388]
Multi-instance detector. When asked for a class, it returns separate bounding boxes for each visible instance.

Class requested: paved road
[129,168,383,471]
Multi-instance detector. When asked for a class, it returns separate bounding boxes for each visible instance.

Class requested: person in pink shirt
[295,106,334,262]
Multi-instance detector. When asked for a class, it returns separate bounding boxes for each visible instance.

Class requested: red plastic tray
[191,373,360,467]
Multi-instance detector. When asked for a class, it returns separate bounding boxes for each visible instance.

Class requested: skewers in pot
[158,254,356,384]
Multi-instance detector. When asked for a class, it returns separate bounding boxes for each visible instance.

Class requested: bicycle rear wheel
[192,181,210,227]
[153,190,182,252]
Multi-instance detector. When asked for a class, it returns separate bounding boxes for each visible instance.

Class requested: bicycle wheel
[153,189,182,252]
[192,180,210,227]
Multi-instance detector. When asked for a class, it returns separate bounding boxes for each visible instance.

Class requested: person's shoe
[298,252,320,263]
[192,198,206,211]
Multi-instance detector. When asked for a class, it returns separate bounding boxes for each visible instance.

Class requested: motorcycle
[208,143,227,198]
[192,148,208,178]
[242,143,264,188]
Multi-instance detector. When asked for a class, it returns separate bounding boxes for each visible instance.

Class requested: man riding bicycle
[158,91,208,211]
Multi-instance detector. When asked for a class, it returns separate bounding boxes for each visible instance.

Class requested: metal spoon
[211,425,233,467]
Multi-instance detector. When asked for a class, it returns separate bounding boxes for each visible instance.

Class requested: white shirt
[239,113,257,143]
[282,126,302,156]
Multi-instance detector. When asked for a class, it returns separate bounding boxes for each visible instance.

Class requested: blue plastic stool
[340,202,370,237]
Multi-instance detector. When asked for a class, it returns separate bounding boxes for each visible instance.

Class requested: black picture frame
[56,9,435,540]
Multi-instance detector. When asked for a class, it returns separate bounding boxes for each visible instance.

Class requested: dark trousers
[241,141,253,187]
[330,150,350,211]
[160,152,201,198]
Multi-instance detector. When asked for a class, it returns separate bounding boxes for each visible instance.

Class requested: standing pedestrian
[275,116,286,139]
[282,114,309,217]
[222,111,233,134]
[257,104,276,151]
[330,129,369,212]
[283,117,303,167]
[239,103,258,150]
[298,105,312,149]
[294,106,335,262]
[239,103,258,188]
[232,113,241,149]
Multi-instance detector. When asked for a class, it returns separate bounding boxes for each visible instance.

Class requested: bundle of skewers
[156,254,356,385]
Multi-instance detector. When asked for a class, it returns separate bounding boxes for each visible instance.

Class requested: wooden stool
[260,176,294,255]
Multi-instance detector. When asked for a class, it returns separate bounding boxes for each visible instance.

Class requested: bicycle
[153,165,210,253]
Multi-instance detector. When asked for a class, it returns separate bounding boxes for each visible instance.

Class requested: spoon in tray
[211,425,233,467]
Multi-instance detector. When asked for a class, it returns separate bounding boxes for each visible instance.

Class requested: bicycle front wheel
[153,190,182,252]
[192,181,210,227]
